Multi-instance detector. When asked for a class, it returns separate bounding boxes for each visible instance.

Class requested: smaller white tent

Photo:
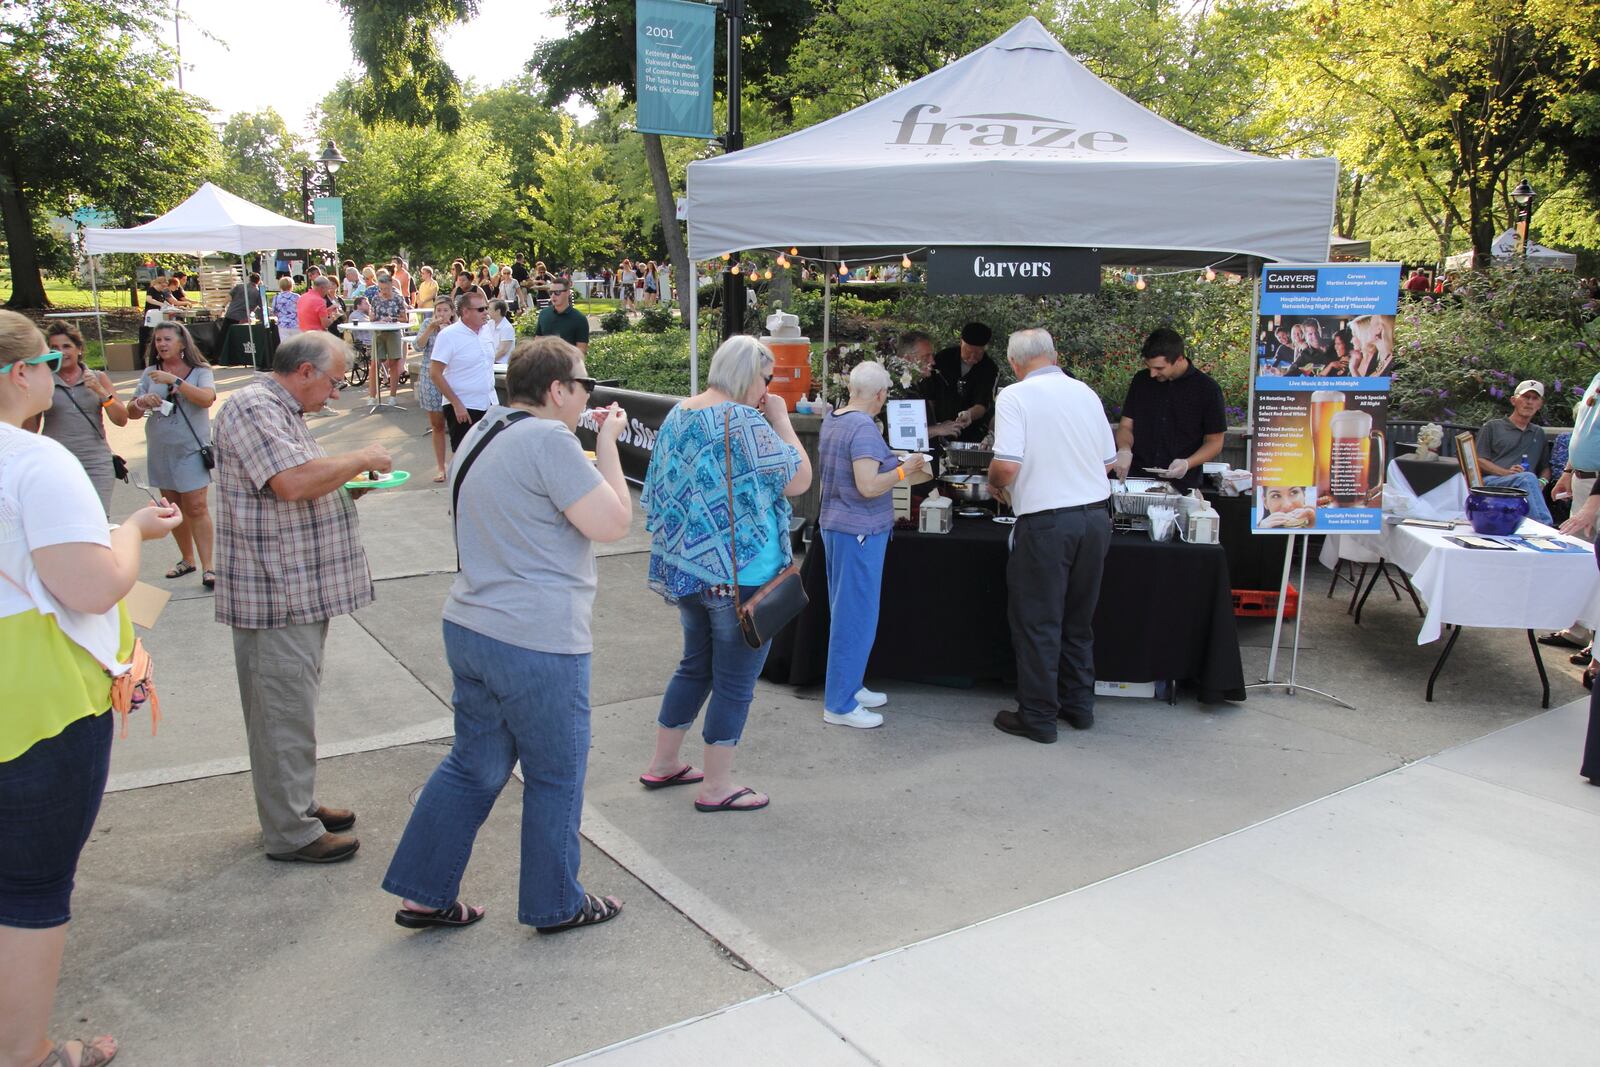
[1443,229,1579,272]
[83,182,337,254]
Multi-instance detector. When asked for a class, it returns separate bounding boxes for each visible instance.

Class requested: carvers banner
[1251,263,1401,535]
[635,0,716,139]
[925,246,1101,295]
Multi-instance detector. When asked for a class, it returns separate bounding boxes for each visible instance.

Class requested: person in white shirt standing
[987,328,1117,743]
[429,292,497,451]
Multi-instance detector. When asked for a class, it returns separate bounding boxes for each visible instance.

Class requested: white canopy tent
[1443,229,1579,272]
[82,182,337,357]
[682,16,1339,386]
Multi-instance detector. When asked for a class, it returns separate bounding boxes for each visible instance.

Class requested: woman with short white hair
[640,336,811,811]
[817,361,931,727]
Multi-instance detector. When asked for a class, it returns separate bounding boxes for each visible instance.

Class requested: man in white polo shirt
[987,328,1117,743]
[429,291,497,450]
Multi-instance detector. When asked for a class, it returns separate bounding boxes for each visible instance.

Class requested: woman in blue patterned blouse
[640,337,811,812]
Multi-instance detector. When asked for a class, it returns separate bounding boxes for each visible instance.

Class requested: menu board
[1251,263,1401,534]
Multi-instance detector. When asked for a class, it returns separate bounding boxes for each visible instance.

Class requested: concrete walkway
[51,368,1597,1065]
[573,700,1600,1065]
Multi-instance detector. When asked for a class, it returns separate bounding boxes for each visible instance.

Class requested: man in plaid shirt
[213,331,393,864]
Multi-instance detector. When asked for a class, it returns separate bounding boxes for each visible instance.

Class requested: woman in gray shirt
[39,323,128,517]
[383,337,634,933]
[128,322,217,586]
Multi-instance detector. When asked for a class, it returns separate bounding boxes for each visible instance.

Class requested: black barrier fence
[572,386,681,486]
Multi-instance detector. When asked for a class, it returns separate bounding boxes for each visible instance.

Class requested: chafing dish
[939,474,993,503]
[942,441,993,470]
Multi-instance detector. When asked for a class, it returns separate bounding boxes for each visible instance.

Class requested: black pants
[1007,507,1111,735]
[444,405,486,451]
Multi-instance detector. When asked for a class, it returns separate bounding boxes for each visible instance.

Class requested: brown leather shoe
[313,805,356,833]
[267,832,360,864]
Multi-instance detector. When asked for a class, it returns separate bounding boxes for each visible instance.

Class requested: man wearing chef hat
[925,322,998,444]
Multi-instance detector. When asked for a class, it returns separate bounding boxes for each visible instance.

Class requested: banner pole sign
[311,196,344,244]
[1250,262,1402,535]
[925,246,1101,295]
[635,0,717,139]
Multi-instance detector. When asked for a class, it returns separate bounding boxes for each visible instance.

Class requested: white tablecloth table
[337,322,410,412]
[1327,518,1600,706]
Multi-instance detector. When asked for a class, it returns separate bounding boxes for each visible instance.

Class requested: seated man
[1475,379,1553,525]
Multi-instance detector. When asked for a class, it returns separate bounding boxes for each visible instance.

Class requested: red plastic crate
[1232,584,1298,619]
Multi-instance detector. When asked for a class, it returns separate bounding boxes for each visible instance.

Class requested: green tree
[1,0,217,307]
[329,118,516,266]
[524,115,619,269]
[210,109,308,217]
[1278,0,1600,265]
[467,74,563,244]
[338,0,478,132]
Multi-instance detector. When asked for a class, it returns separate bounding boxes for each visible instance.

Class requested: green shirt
[536,305,590,347]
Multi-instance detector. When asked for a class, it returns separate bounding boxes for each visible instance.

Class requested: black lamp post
[1510,178,1536,259]
[300,140,348,220]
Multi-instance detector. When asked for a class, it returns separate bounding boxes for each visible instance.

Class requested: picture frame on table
[1454,432,1481,488]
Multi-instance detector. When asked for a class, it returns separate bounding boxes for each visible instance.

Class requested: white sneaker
[853,687,888,708]
[823,706,884,729]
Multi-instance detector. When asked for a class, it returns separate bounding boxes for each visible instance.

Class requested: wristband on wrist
[897,466,907,481]
[100,396,116,408]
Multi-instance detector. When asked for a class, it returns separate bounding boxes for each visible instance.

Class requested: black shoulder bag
[723,408,807,648]
[56,378,130,482]
[449,410,533,569]
[172,383,215,470]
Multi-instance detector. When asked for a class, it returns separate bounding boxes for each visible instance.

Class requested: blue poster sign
[635,0,716,139]
[312,196,344,244]
[1251,263,1402,535]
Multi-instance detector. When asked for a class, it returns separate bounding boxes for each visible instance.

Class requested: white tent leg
[88,254,105,362]
[688,268,699,393]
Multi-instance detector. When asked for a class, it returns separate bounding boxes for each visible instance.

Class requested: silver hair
[848,360,891,398]
[1007,328,1056,367]
[273,329,344,376]
[707,335,775,400]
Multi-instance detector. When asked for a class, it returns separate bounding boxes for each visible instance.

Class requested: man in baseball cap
[1474,378,1553,524]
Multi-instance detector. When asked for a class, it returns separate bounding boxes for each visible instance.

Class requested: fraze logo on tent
[891,104,1128,152]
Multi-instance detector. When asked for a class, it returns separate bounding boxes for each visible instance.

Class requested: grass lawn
[575,297,621,315]
[0,271,135,308]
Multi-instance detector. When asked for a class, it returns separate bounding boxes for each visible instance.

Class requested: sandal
[639,765,704,790]
[432,471,447,483]
[164,561,196,579]
[536,892,622,934]
[1585,660,1598,692]
[36,1036,118,1067]
[694,786,770,813]
[202,570,216,590]
[394,900,485,930]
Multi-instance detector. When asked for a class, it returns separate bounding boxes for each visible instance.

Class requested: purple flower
[1489,386,1503,398]
[1439,389,1451,399]
[1443,408,1457,417]
[1410,340,1422,350]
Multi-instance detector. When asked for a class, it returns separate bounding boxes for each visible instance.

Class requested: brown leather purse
[724,408,806,648]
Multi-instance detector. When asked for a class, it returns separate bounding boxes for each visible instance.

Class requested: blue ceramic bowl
[1467,485,1530,535]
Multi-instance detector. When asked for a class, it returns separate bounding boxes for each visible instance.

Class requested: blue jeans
[382,621,591,928]
[0,712,112,928]
[822,529,889,713]
[1483,472,1553,525]
[657,588,771,745]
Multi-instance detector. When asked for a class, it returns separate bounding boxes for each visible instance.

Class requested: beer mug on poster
[1310,390,1345,501]
[1328,410,1386,505]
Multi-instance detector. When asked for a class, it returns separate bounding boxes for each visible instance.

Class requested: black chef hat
[961,322,992,347]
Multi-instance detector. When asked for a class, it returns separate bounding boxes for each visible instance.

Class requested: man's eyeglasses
[465,304,488,313]
[551,289,570,298]
[9,351,62,373]
[565,377,597,395]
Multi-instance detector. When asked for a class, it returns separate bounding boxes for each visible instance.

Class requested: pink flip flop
[638,765,705,790]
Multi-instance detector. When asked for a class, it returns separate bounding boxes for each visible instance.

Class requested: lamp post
[300,140,347,220]
[1510,179,1535,260]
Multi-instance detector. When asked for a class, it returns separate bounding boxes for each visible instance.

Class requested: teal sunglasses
[10,351,63,373]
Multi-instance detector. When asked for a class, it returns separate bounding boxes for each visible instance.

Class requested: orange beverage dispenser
[760,309,812,408]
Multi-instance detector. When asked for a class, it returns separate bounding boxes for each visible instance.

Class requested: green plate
[344,470,411,491]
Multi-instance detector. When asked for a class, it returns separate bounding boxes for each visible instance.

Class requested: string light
[1135,274,1147,290]
[776,254,789,268]
[763,268,773,280]
[789,247,798,256]
[720,253,731,261]
[839,260,848,274]
[730,263,742,275]
[1204,266,1217,282]
[902,254,912,269]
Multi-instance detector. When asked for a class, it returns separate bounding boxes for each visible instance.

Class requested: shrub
[585,329,717,395]
[635,303,676,333]
[598,308,631,334]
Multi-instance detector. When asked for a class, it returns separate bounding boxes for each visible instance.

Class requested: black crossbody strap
[450,410,534,567]
[56,378,108,442]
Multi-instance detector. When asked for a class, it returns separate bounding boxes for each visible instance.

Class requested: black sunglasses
[763,374,774,386]
[565,376,597,395]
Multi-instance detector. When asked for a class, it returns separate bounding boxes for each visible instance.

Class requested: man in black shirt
[1111,327,1226,490]
[511,254,530,285]
[923,322,999,443]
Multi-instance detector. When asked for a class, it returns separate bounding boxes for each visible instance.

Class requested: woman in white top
[0,309,180,1067]
[486,299,517,364]
[497,267,520,313]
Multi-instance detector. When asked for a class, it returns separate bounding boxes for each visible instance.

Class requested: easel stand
[1245,533,1353,708]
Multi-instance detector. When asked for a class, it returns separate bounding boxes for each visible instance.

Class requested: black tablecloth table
[762,518,1247,703]
[1395,455,1462,496]
[222,323,276,368]
[183,319,222,359]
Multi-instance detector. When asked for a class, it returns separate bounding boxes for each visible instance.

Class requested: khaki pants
[232,621,330,853]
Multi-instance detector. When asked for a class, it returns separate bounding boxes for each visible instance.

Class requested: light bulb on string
[1204,266,1217,282]
[1135,274,1147,291]
[839,261,848,275]
[902,254,912,269]
[720,253,731,262]
[789,247,798,256]
[730,263,742,275]
[777,255,789,269]
[763,268,773,280]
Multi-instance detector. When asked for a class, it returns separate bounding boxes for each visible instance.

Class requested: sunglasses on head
[10,351,62,373]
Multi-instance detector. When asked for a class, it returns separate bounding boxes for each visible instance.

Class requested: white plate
[992,515,1016,525]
